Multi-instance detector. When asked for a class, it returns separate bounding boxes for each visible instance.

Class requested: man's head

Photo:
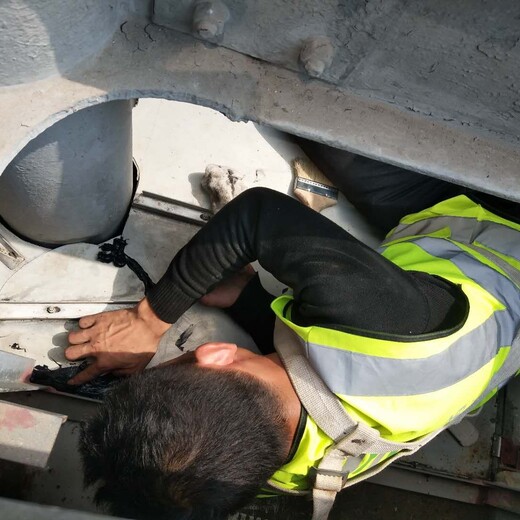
[80,343,299,520]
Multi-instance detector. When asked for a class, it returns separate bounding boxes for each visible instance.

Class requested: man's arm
[66,187,435,382]
[147,187,433,332]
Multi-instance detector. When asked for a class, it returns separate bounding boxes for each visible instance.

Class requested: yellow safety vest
[268,195,520,494]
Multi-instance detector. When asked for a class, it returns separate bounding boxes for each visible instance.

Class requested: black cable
[97,236,154,294]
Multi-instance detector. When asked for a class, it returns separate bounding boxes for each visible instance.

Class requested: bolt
[192,1,230,40]
[300,37,335,78]
[46,305,61,314]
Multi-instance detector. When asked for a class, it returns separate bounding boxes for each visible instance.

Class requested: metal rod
[133,191,212,227]
[0,301,137,320]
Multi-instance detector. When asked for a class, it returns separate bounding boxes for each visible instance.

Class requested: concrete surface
[0,0,124,87]
[155,0,520,147]
[0,11,519,203]
[0,0,519,513]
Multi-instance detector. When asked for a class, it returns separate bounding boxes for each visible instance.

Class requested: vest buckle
[311,467,349,492]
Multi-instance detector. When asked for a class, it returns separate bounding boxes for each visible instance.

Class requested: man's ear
[194,342,238,366]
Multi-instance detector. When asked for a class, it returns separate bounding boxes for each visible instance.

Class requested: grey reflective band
[412,237,520,317]
[462,329,520,416]
[383,216,520,262]
[307,310,507,397]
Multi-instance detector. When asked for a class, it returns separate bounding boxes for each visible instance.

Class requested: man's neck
[265,353,302,456]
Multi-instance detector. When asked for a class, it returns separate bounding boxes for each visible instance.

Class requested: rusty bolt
[192,1,230,40]
[300,37,335,78]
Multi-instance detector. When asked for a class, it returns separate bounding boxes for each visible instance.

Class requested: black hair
[80,363,289,519]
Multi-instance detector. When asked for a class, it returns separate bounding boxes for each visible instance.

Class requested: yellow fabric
[391,195,520,231]
[271,283,505,435]
[269,415,330,492]
[385,195,520,278]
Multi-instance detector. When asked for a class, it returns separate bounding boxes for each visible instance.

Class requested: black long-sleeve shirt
[147,188,466,346]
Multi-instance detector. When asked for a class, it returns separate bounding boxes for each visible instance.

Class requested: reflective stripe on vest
[384,216,520,268]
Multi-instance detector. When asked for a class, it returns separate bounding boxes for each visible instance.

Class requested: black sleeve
[147,187,438,335]
[225,273,277,354]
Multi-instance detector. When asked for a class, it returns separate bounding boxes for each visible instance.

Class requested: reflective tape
[413,237,520,317]
[307,311,508,396]
[384,216,520,261]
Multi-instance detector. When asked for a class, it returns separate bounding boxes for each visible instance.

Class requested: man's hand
[65,298,171,385]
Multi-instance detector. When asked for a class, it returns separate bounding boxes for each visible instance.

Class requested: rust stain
[0,406,37,431]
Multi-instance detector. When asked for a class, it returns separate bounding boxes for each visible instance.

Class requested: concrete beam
[0,16,518,201]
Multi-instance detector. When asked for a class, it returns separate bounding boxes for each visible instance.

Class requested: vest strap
[274,317,359,443]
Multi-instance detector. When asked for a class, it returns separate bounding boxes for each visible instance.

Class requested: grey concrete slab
[1,16,519,204]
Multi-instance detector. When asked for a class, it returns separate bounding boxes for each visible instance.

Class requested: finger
[68,363,104,385]
[78,314,98,329]
[68,328,91,345]
[64,343,94,361]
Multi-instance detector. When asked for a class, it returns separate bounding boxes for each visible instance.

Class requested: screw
[46,305,61,314]
[192,1,230,40]
[300,37,335,78]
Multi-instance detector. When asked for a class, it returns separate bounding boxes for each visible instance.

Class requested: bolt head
[195,21,219,39]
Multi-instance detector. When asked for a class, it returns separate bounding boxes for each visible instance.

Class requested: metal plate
[133,191,212,227]
[0,400,66,467]
[0,351,38,393]
[153,0,520,151]
[0,302,136,321]
[0,234,24,270]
